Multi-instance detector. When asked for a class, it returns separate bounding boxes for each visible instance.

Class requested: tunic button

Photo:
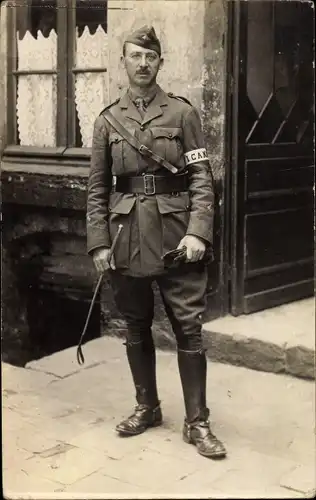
[168,133,173,138]
[139,196,145,202]
[140,126,145,131]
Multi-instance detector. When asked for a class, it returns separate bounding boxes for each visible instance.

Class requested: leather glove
[162,245,214,269]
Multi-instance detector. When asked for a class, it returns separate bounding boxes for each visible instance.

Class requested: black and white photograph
[1,0,315,498]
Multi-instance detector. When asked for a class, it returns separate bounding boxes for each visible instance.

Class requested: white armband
[184,148,208,166]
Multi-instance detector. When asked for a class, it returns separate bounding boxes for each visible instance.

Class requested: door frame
[206,0,238,320]
[222,0,242,316]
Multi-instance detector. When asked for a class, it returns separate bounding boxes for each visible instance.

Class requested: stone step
[202,297,315,380]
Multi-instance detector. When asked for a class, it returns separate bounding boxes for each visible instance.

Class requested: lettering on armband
[184,148,208,166]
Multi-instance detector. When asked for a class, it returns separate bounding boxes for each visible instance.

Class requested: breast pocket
[108,193,136,268]
[156,192,190,254]
[109,132,139,175]
[151,127,184,166]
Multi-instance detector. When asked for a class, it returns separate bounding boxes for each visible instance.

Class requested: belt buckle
[143,174,156,195]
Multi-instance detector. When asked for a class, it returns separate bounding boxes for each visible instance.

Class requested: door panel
[246,158,313,195]
[230,0,314,315]
[246,208,314,270]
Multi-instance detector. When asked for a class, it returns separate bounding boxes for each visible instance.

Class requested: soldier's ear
[120,55,126,69]
[158,57,164,71]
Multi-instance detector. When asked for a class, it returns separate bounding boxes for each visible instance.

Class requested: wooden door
[228,0,314,315]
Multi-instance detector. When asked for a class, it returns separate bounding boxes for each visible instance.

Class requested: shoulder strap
[102,110,178,175]
[99,98,120,116]
[167,92,192,106]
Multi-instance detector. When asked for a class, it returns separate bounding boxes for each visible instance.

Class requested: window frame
[5,0,108,160]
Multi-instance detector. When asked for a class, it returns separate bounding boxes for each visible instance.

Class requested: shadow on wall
[2,231,101,366]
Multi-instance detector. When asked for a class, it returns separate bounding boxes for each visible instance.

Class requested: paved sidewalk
[2,336,316,499]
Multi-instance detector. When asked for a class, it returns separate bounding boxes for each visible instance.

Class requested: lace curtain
[16,24,108,148]
[75,25,109,147]
[16,30,57,147]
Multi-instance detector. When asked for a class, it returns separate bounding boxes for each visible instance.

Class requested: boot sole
[197,448,227,459]
[183,434,227,459]
[116,419,163,437]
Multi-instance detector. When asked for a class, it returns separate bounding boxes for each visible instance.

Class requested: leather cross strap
[103,110,178,174]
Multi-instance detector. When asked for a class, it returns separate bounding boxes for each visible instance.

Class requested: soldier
[86,25,227,459]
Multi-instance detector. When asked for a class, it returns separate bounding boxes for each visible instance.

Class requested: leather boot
[177,349,227,459]
[116,338,162,436]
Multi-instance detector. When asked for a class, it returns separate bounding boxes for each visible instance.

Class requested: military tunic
[86,85,214,277]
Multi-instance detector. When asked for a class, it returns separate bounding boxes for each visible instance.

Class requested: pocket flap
[109,193,136,214]
[109,133,124,145]
[156,193,190,214]
[151,127,182,140]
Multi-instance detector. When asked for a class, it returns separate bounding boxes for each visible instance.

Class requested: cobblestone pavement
[2,336,316,499]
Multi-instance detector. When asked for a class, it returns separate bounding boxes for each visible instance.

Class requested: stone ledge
[202,330,287,375]
[200,298,315,380]
[1,169,87,211]
[285,345,315,380]
[201,328,315,380]
[104,322,315,381]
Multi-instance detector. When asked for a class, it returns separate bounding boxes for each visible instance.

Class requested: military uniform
[87,87,214,276]
[86,25,226,459]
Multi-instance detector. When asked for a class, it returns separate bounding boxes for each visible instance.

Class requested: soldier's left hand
[177,235,206,262]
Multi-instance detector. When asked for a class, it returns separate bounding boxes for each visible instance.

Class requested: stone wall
[1,167,99,364]
[108,0,206,108]
[0,2,8,154]
[202,0,227,181]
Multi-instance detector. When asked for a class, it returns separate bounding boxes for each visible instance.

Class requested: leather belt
[115,174,189,195]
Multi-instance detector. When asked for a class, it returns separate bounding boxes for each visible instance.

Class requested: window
[7,0,108,152]
[245,1,314,145]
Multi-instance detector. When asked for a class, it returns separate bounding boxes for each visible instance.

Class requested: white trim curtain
[16,24,108,148]
[75,25,109,147]
[16,30,57,147]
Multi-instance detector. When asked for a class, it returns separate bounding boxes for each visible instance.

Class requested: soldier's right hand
[92,247,116,273]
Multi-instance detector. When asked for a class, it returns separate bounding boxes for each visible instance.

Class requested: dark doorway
[226,0,314,316]
[16,250,101,365]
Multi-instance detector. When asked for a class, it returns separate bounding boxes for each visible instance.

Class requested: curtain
[16,30,57,147]
[75,25,109,147]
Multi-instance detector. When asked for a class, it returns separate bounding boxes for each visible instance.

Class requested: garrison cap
[124,25,161,56]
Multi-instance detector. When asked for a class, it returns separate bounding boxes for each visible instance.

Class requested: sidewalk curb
[145,327,315,381]
[201,327,315,380]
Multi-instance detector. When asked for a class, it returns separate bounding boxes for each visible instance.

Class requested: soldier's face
[122,43,164,87]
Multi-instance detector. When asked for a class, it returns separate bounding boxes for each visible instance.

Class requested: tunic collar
[127,85,158,108]
[119,85,169,125]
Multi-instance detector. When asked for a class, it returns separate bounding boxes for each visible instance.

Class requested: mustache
[136,70,150,74]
